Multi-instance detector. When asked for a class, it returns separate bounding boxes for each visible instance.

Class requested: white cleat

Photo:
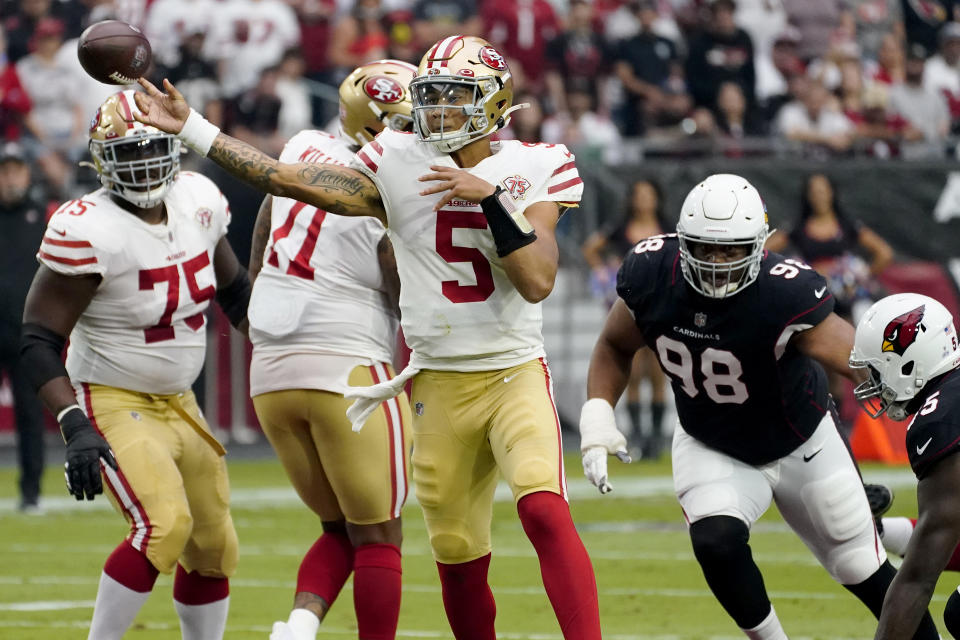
[269,621,298,640]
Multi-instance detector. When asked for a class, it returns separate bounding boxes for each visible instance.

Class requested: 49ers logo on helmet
[364,76,404,103]
[882,305,926,356]
[479,46,507,71]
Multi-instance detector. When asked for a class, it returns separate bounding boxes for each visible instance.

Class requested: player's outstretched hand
[419,165,496,210]
[133,78,191,134]
[60,407,118,501]
[579,398,631,494]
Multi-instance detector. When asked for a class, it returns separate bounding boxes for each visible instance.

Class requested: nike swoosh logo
[917,437,933,455]
[814,287,827,298]
[503,374,518,384]
[50,227,67,236]
[803,447,823,462]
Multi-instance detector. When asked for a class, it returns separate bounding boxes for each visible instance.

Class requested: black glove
[59,406,118,501]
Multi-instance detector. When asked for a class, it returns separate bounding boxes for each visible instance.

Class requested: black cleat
[865,483,894,536]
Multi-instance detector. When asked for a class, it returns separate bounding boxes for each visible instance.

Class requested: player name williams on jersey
[617,235,835,465]
[904,370,960,479]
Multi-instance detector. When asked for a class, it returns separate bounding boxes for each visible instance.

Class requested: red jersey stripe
[370,139,383,155]
[356,150,378,173]
[547,177,583,194]
[43,237,93,248]
[39,251,97,266]
[551,161,576,177]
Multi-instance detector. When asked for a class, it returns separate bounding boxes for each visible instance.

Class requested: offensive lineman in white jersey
[248,60,415,640]
[19,90,250,640]
[135,35,604,639]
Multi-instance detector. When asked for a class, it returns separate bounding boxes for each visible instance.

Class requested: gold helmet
[410,35,518,152]
[339,59,417,147]
[88,90,181,208]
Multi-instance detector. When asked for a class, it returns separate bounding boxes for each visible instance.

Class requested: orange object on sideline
[850,411,909,464]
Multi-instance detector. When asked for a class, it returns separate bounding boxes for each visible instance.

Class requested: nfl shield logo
[694,312,707,328]
[415,402,424,416]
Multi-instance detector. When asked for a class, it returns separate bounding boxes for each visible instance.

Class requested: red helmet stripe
[116,92,136,130]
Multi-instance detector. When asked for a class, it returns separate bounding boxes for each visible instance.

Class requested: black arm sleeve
[480,186,537,258]
[216,268,251,329]
[19,322,68,392]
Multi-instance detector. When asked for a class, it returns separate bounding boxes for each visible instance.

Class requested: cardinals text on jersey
[352,129,583,371]
[38,172,229,394]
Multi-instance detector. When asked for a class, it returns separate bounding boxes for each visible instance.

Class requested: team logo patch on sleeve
[502,175,531,199]
[195,207,212,229]
[883,305,926,355]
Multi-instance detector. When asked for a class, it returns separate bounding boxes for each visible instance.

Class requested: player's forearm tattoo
[296,165,366,196]
[209,135,279,193]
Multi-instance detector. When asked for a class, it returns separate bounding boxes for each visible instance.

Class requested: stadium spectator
[782,0,843,62]
[3,0,84,63]
[383,8,421,64]
[614,0,690,136]
[0,25,32,142]
[327,0,390,79]
[16,17,86,199]
[755,26,805,118]
[249,60,414,640]
[204,0,300,98]
[160,22,223,127]
[482,0,562,91]
[902,0,959,55]
[582,172,940,640]
[580,177,669,458]
[685,0,756,110]
[807,40,863,92]
[542,78,624,164]
[733,0,788,72]
[498,90,545,142]
[226,65,286,156]
[0,143,46,514]
[841,0,903,60]
[20,89,248,640]
[714,80,766,139]
[602,0,682,46]
[922,21,960,128]
[544,0,610,115]
[143,0,216,69]
[774,77,855,154]
[889,43,950,157]
[865,31,906,85]
[411,0,481,50]
[135,34,605,640]
[275,48,313,139]
[286,0,338,125]
[844,78,911,157]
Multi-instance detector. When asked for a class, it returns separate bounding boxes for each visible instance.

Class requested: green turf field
[0,454,951,639]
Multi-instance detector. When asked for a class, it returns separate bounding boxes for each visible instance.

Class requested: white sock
[742,605,789,640]
[174,596,229,640]
[87,572,152,640]
[287,608,320,638]
[882,517,916,556]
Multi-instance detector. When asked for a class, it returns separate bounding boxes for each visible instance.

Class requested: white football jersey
[38,172,230,395]
[353,130,583,371]
[248,130,399,396]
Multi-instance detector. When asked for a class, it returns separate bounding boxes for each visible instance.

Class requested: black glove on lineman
[59,406,118,501]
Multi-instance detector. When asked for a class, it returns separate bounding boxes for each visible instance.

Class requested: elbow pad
[216,269,251,329]
[19,322,69,392]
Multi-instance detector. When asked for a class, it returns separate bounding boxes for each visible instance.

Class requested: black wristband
[19,322,69,392]
[216,268,251,329]
[480,186,537,258]
[59,406,91,442]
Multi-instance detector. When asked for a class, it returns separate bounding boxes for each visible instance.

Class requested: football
[77,20,152,85]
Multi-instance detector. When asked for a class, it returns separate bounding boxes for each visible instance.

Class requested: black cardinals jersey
[617,234,836,464]
[905,370,960,480]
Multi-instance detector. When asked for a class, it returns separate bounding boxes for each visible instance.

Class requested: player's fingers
[138,77,160,96]
[163,78,184,101]
[615,450,632,464]
[69,466,84,501]
[433,191,455,211]
[599,480,612,494]
[428,165,456,173]
[132,92,151,117]
[419,181,453,196]
[102,449,119,471]
[417,172,446,183]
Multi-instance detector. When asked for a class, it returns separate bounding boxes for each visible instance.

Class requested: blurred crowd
[4,0,960,201]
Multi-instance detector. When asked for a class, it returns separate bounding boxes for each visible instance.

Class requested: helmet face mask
[411,36,514,153]
[677,174,769,299]
[88,90,180,209]
[849,293,960,421]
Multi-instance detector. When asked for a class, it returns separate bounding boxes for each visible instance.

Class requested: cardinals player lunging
[134,35,602,640]
[248,60,415,640]
[19,90,250,640]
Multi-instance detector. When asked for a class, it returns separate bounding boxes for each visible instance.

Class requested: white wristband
[178,108,220,156]
[56,404,82,423]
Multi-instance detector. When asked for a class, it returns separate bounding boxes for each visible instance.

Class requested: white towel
[344,364,420,432]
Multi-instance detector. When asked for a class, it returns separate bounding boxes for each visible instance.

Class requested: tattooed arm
[134,78,386,223]
[249,195,272,282]
[208,135,386,224]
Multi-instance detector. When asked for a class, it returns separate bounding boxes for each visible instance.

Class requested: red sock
[173,565,229,604]
[103,541,159,593]
[353,543,402,640]
[297,532,355,605]
[436,554,496,640]
[518,491,601,640]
